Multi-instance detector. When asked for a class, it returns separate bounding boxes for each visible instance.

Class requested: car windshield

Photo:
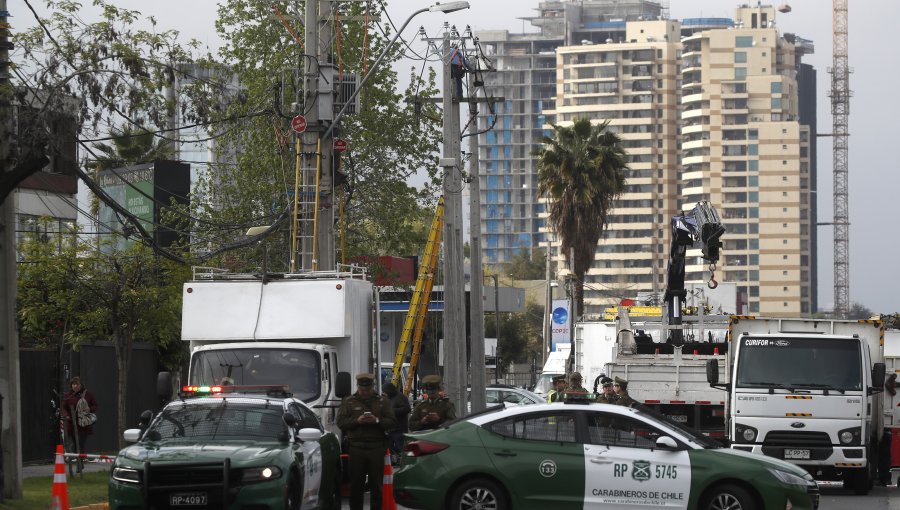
[146,400,286,441]
[189,348,321,402]
[736,337,862,391]
[631,404,722,449]
[533,374,558,395]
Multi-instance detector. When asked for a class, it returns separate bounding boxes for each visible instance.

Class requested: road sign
[290,115,307,134]
[333,138,348,153]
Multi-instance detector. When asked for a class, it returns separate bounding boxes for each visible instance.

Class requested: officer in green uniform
[409,375,456,431]
[337,373,397,510]
[546,375,568,403]
[613,376,637,407]
[565,372,587,393]
[595,376,618,404]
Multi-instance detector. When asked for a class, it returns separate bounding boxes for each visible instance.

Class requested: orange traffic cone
[51,444,69,510]
[382,449,397,510]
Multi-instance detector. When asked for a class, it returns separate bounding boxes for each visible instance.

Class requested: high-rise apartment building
[475,0,665,265]
[544,4,816,317]
[549,20,682,316]
[679,4,815,316]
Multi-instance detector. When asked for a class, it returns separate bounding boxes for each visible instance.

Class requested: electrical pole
[467,69,486,413]
[440,30,467,414]
[0,0,23,498]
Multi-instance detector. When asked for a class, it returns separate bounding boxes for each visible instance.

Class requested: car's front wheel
[448,478,508,510]
[700,483,757,510]
[286,472,301,510]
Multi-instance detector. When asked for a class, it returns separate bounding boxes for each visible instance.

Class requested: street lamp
[246,226,273,284]
[490,273,500,384]
[324,1,471,139]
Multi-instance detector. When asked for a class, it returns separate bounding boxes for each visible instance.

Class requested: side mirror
[706,359,719,385]
[283,412,298,428]
[336,372,352,398]
[297,428,324,442]
[655,436,679,450]
[139,410,154,429]
[872,363,886,388]
[123,429,142,443]
[157,372,173,401]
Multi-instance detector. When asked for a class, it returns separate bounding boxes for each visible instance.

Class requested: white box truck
[707,317,887,494]
[180,268,373,437]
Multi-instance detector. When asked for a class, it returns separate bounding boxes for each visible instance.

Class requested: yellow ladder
[391,197,444,394]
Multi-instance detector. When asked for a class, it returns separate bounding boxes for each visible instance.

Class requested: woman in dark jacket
[62,376,98,466]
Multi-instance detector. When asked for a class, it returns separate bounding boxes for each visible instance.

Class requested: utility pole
[0,0,23,498]
[467,69,485,413]
[440,30,467,414]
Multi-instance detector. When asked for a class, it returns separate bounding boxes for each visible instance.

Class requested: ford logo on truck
[791,422,805,428]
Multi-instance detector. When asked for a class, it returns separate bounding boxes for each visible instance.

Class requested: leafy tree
[846,302,875,320]
[17,229,188,447]
[502,248,546,281]
[534,118,628,317]
[187,0,442,271]
[485,301,545,371]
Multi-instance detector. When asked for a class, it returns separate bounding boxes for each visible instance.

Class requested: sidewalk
[23,460,110,478]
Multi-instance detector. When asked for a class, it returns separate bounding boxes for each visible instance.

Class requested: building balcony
[682,139,710,151]
[682,154,710,166]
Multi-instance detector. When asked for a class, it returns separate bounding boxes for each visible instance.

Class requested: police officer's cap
[422,374,442,388]
[600,376,614,387]
[552,375,566,383]
[356,373,376,386]
[614,376,628,387]
[570,372,583,381]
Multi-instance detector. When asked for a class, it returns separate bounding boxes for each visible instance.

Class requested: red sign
[290,115,307,134]
[333,138,348,153]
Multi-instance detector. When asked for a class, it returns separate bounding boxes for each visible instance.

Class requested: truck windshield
[736,337,862,391]
[189,348,321,402]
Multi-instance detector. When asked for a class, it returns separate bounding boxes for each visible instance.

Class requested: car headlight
[240,465,283,484]
[768,468,816,488]
[734,423,758,443]
[838,426,861,445]
[112,466,141,484]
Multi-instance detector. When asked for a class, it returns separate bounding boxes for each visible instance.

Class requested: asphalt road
[818,485,900,510]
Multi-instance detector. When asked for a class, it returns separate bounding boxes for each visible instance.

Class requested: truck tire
[700,483,758,510]
[449,478,508,510]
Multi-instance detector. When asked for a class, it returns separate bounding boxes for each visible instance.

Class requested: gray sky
[18,1,900,313]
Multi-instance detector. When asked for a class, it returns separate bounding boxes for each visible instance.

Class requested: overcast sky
[17,1,900,314]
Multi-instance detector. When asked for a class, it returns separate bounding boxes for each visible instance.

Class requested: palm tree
[534,118,628,317]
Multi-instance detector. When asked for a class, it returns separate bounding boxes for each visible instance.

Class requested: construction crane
[391,197,444,394]
[829,0,851,318]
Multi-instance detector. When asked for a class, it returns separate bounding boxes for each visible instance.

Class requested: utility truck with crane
[570,201,729,436]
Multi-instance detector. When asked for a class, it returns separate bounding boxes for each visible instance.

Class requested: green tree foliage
[188,0,442,271]
[17,227,188,446]
[534,118,628,317]
[502,248,546,281]
[485,301,545,370]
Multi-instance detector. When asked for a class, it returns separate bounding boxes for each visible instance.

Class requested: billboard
[550,299,570,351]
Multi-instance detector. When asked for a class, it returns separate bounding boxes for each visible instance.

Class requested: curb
[71,504,109,510]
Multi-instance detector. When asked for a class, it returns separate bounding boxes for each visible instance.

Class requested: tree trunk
[574,273,585,320]
[0,155,50,201]
[114,326,134,449]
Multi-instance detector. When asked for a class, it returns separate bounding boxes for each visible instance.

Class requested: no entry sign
[290,115,307,134]
[333,138,348,153]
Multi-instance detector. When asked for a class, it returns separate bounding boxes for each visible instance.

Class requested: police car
[394,398,819,510]
[108,385,342,510]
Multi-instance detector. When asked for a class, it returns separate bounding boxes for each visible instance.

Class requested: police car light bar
[180,385,292,397]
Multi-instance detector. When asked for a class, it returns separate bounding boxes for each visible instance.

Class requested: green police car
[108,385,341,510]
[394,400,819,510]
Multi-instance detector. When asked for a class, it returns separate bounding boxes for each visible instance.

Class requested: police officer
[409,375,456,431]
[337,373,397,510]
[613,376,637,407]
[546,375,568,403]
[565,372,587,393]
[595,376,618,404]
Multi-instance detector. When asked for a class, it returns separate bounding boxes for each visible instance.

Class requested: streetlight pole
[323,1,471,140]
[491,273,500,384]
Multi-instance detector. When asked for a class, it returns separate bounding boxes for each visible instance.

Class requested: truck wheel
[846,465,873,495]
[449,478,508,510]
[700,483,757,510]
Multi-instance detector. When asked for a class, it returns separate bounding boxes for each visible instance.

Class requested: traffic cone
[51,444,69,510]
[382,449,397,510]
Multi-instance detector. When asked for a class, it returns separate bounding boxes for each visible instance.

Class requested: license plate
[669,415,688,423]
[170,492,208,506]
[784,449,810,460]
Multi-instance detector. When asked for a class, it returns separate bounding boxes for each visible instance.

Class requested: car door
[582,410,692,509]
[289,403,323,510]
[480,410,584,510]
